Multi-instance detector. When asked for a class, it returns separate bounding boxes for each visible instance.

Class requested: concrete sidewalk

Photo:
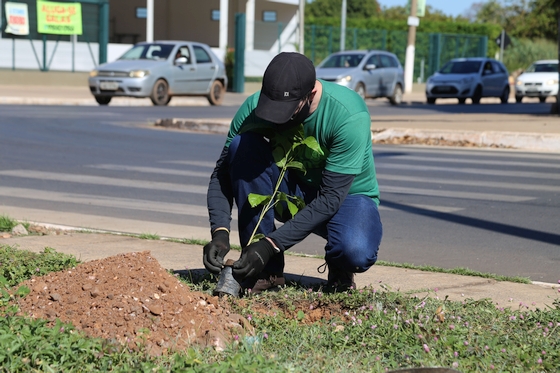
[2,230,559,311]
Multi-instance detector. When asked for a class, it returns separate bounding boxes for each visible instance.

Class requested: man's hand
[232,238,277,279]
[203,230,231,274]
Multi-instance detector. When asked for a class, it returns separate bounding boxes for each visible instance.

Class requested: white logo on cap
[284,92,289,97]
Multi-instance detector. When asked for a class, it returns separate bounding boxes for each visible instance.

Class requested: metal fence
[306,25,488,82]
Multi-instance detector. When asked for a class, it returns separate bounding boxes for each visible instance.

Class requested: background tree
[467,0,559,41]
[307,0,381,19]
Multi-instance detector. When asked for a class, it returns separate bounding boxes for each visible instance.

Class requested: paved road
[1,105,559,282]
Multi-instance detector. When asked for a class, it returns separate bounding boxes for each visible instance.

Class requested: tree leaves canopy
[307,0,381,19]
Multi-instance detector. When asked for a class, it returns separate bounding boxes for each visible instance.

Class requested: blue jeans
[227,132,382,276]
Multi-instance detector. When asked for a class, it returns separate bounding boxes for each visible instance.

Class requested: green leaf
[248,193,271,208]
[286,200,299,218]
[272,146,287,165]
[303,136,323,154]
[286,161,305,172]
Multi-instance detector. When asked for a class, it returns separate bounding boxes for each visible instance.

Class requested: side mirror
[175,57,188,65]
[365,64,377,70]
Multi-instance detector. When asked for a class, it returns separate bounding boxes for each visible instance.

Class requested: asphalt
[1,69,559,310]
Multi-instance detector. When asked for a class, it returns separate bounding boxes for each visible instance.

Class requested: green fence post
[353,28,357,50]
[42,35,47,71]
[328,26,332,54]
[311,25,316,64]
[381,30,387,50]
[233,13,246,93]
[479,35,488,57]
[98,0,109,64]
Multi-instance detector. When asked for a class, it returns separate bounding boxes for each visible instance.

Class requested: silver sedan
[88,41,228,106]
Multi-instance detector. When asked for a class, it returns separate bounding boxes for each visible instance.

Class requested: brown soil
[15,251,253,356]
[372,136,513,148]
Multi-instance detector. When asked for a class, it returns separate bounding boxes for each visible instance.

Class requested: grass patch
[0,215,28,232]
[138,233,161,240]
[0,244,558,372]
[375,261,532,284]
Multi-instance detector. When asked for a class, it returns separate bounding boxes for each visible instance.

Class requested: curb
[371,128,560,152]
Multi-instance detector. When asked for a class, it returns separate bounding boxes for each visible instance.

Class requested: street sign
[495,31,512,49]
[407,0,426,17]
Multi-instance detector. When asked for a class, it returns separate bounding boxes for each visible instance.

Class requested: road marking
[0,170,208,194]
[378,174,560,193]
[373,146,560,161]
[379,185,534,202]
[163,160,217,168]
[382,155,560,169]
[0,186,213,218]
[88,164,210,178]
[377,163,560,180]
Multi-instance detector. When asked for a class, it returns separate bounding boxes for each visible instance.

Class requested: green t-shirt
[225,79,379,204]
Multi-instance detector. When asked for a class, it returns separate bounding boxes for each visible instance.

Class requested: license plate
[438,86,452,92]
[100,82,119,90]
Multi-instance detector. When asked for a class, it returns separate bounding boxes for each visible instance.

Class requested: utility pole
[404,0,418,94]
[340,0,347,51]
[299,0,305,53]
[556,7,560,115]
[146,0,154,42]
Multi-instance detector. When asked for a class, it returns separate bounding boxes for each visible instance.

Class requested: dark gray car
[315,50,405,105]
[88,40,228,106]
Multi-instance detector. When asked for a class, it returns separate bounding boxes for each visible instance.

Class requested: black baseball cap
[255,52,316,124]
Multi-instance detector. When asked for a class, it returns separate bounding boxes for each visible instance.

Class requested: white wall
[0,39,132,72]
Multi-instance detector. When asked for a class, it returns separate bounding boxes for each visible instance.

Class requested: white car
[515,60,559,103]
[425,57,510,104]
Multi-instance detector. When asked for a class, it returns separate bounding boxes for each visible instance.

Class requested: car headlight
[129,70,150,78]
[515,80,523,86]
[89,70,98,77]
[336,75,352,82]
[546,79,559,85]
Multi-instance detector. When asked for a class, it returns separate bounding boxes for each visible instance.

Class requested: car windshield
[119,44,175,60]
[318,54,365,68]
[525,63,558,73]
[439,61,482,74]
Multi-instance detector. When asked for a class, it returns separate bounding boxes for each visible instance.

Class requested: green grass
[0,215,28,232]
[0,244,558,372]
[139,233,161,240]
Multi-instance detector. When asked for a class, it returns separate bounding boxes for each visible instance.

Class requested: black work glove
[232,238,277,279]
[203,230,231,274]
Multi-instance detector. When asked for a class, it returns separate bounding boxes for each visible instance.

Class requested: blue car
[315,50,405,105]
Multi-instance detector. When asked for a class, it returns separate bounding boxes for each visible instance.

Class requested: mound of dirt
[15,251,252,355]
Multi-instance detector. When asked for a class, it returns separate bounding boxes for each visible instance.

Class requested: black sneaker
[248,274,285,294]
[326,266,356,291]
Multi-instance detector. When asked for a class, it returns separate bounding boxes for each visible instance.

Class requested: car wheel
[515,95,523,103]
[458,98,466,104]
[471,86,482,104]
[389,84,403,105]
[207,80,225,106]
[539,97,547,103]
[150,79,171,106]
[95,96,112,105]
[355,83,366,100]
[427,97,436,104]
[500,86,510,104]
